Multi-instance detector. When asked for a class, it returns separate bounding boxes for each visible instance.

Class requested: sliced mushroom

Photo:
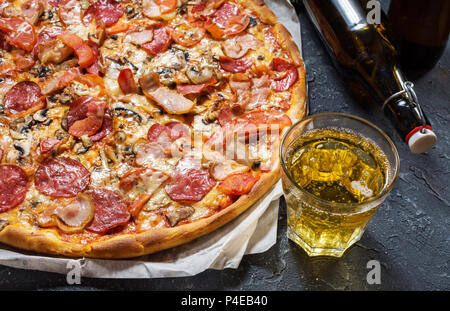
[186,65,214,85]
[113,107,143,124]
[33,108,49,123]
[114,131,127,143]
[80,135,93,148]
[53,193,95,233]
[13,141,30,158]
[0,219,9,232]
[165,205,194,227]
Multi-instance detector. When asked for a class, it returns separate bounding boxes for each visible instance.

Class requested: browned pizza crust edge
[0,0,307,259]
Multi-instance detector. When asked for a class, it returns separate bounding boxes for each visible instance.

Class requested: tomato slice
[118,68,138,94]
[217,172,259,195]
[58,33,95,68]
[171,27,205,47]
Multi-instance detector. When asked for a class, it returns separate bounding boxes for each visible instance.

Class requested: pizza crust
[0,0,307,259]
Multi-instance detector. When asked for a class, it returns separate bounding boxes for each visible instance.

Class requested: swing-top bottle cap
[383,81,437,154]
[407,126,437,154]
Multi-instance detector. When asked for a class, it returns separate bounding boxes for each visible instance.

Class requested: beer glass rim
[280,112,400,210]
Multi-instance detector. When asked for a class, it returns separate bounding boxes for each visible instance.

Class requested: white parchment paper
[0,0,302,278]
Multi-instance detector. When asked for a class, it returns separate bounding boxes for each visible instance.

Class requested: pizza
[0,0,306,258]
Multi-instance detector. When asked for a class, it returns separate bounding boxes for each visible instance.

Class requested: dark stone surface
[0,2,448,291]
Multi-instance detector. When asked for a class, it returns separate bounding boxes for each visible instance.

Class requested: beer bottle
[302,0,437,153]
[388,0,450,80]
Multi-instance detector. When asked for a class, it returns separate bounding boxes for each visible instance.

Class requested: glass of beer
[280,113,400,257]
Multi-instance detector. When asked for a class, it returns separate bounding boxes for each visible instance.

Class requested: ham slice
[54,193,95,232]
[139,74,195,114]
[229,75,271,110]
[222,33,262,59]
[21,0,44,25]
[143,0,161,18]
[124,28,154,45]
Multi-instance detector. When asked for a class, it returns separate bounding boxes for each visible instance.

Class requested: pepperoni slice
[35,157,90,198]
[270,58,298,92]
[165,156,216,202]
[66,96,106,139]
[0,165,29,213]
[86,189,131,234]
[0,18,36,52]
[142,26,172,56]
[3,81,43,116]
[83,0,124,27]
[219,56,253,73]
[217,172,259,196]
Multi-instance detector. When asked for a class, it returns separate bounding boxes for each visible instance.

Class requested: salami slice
[3,81,43,116]
[270,58,298,92]
[0,165,29,213]
[83,0,124,27]
[165,156,216,202]
[86,189,131,234]
[35,157,90,198]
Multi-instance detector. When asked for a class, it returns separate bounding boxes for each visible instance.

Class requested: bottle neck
[383,97,431,140]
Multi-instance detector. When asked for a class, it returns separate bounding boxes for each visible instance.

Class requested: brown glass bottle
[302,0,437,153]
[388,0,450,80]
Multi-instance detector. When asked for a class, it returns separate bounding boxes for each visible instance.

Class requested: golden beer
[280,114,399,257]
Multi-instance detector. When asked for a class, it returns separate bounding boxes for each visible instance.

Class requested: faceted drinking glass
[280,113,400,257]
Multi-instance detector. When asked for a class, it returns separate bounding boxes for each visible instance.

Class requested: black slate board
[0,0,449,291]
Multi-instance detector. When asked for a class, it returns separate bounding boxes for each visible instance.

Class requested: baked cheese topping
[0,0,299,244]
